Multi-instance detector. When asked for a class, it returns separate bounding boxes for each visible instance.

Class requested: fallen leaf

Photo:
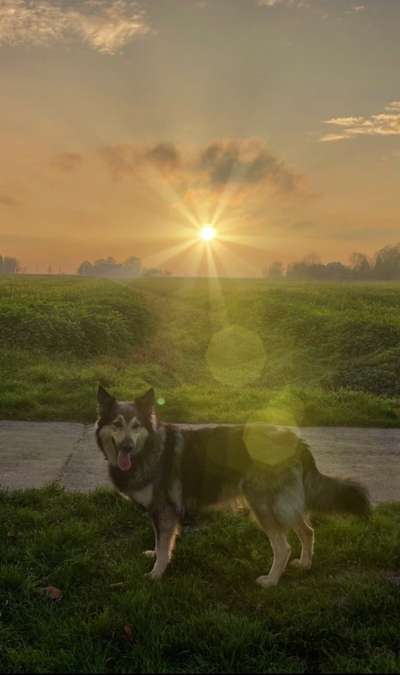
[123,624,133,642]
[41,586,63,602]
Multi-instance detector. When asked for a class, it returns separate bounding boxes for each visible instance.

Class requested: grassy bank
[0,486,400,673]
[1,276,400,426]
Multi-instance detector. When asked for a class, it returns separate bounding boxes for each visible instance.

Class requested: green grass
[1,486,400,673]
[1,275,400,425]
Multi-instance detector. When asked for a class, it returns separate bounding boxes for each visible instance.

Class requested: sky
[0,0,400,276]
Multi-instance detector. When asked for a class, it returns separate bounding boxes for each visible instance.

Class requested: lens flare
[199,225,216,242]
[206,325,266,387]
[243,389,305,465]
[243,425,300,467]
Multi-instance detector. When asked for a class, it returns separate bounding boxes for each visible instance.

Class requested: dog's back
[178,424,306,513]
[179,425,251,511]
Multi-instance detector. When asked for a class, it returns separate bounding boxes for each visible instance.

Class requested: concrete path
[0,421,399,503]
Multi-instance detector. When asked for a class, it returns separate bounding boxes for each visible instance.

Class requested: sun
[199,225,217,242]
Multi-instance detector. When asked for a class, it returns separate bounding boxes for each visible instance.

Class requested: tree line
[264,243,400,281]
[5,243,400,280]
[77,256,170,278]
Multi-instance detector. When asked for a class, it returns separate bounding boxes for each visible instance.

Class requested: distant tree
[142,267,164,277]
[286,252,321,280]
[261,242,400,283]
[122,256,141,277]
[286,261,304,280]
[78,260,94,276]
[265,261,284,280]
[92,257,121,276]
[350,252,371,279]
[286,260,320,280]
[325,261,352,281]
[373,243,400,280]
[0,255,20,274]
[77,255,151,278]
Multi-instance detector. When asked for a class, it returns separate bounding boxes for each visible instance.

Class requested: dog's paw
[256,575,278,589]
[290,558,311,571]
[142,550,156,558]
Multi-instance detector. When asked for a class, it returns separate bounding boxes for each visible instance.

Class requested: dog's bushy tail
[300,443,371,518]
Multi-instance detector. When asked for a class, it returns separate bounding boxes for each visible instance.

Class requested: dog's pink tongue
[117,451,133,472]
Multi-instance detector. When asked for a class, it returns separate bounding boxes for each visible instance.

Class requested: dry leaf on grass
[41,586,63,602]
[123,624,134,642]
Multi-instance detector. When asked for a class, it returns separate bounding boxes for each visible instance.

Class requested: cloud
[145,143,181,170]
[321,101,400,141]
[259,0,368,11]
[98,144,139,177]
[258,0,308,6]
[0,0,149,54]
[98,138,301,195]
[197,140,298,192]
[52,152,83,172]
[386,101,400,112]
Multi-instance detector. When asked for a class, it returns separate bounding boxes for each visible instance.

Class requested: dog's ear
[136,387,158,429]
[136,387,155,413]
[142,387,156,408]
[97,385,115,415]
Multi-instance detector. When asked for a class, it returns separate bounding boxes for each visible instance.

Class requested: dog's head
[95,385,158,472]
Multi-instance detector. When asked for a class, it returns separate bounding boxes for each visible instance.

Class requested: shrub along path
[0,420,399,502]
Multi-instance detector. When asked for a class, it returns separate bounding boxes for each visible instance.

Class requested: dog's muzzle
[114,440,136,472]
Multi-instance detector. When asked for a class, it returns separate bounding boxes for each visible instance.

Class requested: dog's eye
[113,420,123,429]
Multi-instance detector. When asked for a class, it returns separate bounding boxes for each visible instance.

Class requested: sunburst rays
[139,155,273,280]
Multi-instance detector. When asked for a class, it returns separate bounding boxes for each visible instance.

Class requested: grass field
[1,275,400,426]
[1,486,400,673]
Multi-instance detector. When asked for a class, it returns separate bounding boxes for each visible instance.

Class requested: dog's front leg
[146,506,181,580]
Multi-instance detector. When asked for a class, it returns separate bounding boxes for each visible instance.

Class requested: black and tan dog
[95,385,370,587]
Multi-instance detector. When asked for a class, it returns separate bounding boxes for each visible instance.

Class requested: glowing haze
[0,0,399,275]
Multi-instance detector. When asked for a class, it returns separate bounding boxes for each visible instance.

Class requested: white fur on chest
[130,484,154,508]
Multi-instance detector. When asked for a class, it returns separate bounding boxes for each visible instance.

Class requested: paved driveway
[0,421,399,503]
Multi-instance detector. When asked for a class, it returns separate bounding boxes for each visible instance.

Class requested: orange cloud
[196,139,299,193]
[258,0,309,6]
[0,0,149,54]
[321,101,400,141]
[98,138,301,195]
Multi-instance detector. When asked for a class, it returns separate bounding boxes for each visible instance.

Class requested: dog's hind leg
[255,524,292,589]
[290,517,314,571]
[146,506,181,580]
[244,497,292,588]
[243,479,293,588]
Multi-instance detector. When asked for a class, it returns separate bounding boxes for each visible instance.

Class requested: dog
[95,385,370,587]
